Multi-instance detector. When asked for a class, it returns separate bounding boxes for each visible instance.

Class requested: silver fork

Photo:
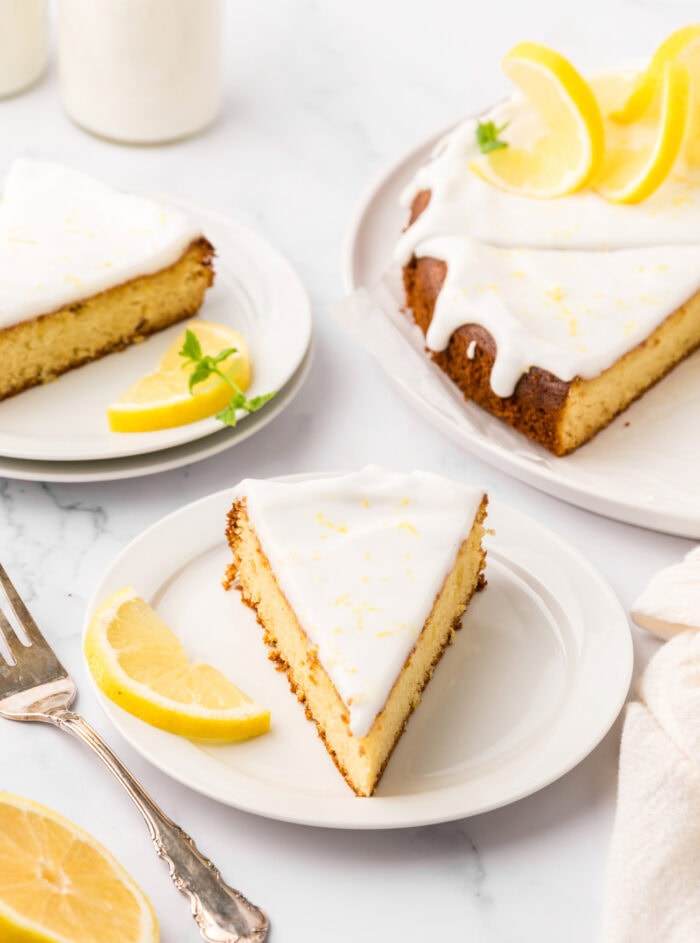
[0,562,269,943]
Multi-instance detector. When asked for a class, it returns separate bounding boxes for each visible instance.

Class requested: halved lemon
[85,586,270,740]
[107,321,251,433]
[596,61,690,203]
[470,41,605,198]
[0,792,157,943]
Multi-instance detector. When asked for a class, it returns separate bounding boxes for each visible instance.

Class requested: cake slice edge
[224,492,488,797]
[0,236,214,402]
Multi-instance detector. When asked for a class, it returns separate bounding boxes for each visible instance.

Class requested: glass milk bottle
[58,0,223,143]
[0,0,49,98]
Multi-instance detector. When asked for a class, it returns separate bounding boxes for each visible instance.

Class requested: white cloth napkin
[602,553,700,943]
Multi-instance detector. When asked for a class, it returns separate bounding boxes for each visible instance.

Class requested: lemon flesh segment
[470,41,605,198]
[596,62,690,204]
[107,320,252,433]
[85,587,271,741]
[0,793,158,943]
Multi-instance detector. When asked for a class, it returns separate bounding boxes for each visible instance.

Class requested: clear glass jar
[0,0,49,99]
[58,0,223,144]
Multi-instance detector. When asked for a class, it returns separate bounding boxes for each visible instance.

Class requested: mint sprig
[476,120,509,154]
[179,329,276,427]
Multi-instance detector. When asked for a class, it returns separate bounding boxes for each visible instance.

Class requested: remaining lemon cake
[397,37,700,455]
[0,159,214,402]
[224,466,488,797]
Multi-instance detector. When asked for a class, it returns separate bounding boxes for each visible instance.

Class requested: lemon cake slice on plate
[225,466,488,797]
[0,159,214,401]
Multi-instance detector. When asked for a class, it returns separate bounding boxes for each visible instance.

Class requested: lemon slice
[610,24,700,124]
[0,792,157,943]
[596,61,690,204]
[470,41,605,198]
[107,320,251,433]
[85,587,270,740]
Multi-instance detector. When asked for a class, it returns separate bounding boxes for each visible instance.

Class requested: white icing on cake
[631,547,700,640]
[236,467,485,738]
[395,89,700,397]
[0,159,202,330]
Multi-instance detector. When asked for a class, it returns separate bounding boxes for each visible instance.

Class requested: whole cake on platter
[224,466,488,797]
[396,30,700,455]
[0,159,214,402]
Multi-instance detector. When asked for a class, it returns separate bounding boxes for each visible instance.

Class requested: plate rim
[82,476,633,830]
[0,197,313,463]
[0,342,313,483]
[342,122,700,540]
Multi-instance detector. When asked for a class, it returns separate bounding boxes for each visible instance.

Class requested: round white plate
[0,200,312,462]
[0,345,312,482]
[84,481,632,829]
[343,124,700,539]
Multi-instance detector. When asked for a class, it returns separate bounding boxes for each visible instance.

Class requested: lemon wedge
[107,320,251,433]
[596,61,690,203]
[470,41,605,198]
[85,586,270,740]
[0,792,158,943]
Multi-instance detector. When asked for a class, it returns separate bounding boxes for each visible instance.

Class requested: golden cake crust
[0,236,214,402]
[224,498,364,796]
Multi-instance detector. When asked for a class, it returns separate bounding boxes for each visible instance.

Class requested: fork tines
[0,563,69,685]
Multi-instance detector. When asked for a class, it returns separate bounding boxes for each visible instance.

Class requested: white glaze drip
[237,467,485,738]
[631,547,700,640]
[0,160,202,329]
[395,91,700,397]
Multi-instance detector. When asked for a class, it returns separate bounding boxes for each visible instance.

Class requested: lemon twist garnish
[596,61,690,204]
[611,24,700,124]
[0,793,158,943]
[85,586,271,740]
[611,24,700,168]
[470,41,605,199]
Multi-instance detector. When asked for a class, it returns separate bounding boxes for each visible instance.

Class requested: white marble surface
[0,1,696,940]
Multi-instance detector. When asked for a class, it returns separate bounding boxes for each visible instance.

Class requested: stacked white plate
[0,202,313,482]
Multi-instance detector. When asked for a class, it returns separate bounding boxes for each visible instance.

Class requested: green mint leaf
[245,391,276,412]
[179,329,202,363]
[212,347,239,365]
[215,402,239,426]
[476,120,509,154]
[188,359,213,392]
[180,328,276,427]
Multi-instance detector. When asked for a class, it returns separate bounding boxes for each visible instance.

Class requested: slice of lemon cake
[225,466,488,797]
[0,159,214,401]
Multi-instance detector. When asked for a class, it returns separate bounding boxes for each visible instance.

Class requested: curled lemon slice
[596,61,690,203]
[107,320,251,433]
[611,24,700,167]
[0,793,158,943]
[470,41,605,198]
[85,586,270,741]
[611,24,700,124]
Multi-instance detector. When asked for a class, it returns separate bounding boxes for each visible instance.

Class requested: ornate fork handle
[48,709,269,943]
